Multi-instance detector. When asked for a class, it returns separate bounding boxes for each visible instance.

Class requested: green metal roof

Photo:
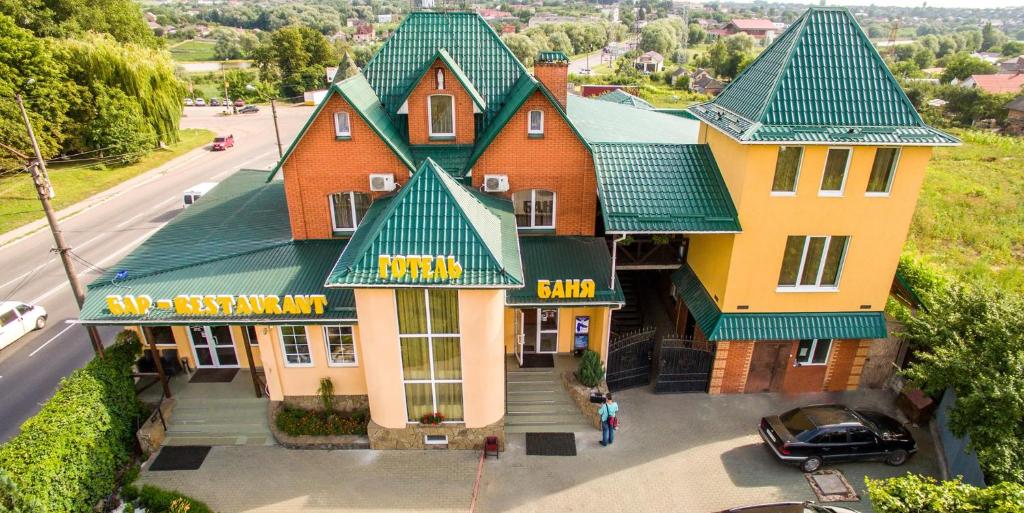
[326,158,524,287]
[687,7,958,146]
[567,95,700,144]
[363,12,528,125]
[81,170,356,324]
[595,89,654,110]
[395,48,487,113]
[592,143,741,233]
[537,51,569,63]
[507,236,625,306]
[410,144,473,181]
[270,75,415,180]
[671,265,888,341]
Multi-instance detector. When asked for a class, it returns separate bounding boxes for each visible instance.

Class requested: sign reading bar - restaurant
[377,255,463,280]
[106,294,329,316]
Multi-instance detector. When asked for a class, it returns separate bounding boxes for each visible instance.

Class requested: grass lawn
[907,129,1024,290]
[0,129,213,235]
[170,40,217,61]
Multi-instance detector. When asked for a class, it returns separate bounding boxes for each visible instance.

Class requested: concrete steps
[505,366,593,434]
[163,397,272,446]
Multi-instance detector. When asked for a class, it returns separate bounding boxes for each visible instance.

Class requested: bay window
[397,289,463,422]
[512,189,555,229]
[778,235,849,290]
[329,191,371,232]
[428,95,455,138]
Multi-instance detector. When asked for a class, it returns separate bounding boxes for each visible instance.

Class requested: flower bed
[275,405,369,437]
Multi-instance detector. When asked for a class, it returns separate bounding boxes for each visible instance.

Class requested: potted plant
[420,412,445,425]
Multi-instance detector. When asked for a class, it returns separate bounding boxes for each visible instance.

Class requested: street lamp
[246,84,284,158]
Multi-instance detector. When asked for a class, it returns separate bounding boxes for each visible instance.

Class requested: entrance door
[188,325,240,368]
[520,308,559,354]
[745,341,790,393]
[513,310,525,366]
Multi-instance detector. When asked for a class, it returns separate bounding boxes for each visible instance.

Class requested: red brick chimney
[534,52,569,109]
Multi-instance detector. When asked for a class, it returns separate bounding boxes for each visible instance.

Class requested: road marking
[28,323,77,357]
[0,260,53,291]
[115,195,180,228]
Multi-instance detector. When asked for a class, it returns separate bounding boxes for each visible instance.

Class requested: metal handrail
[149,395,167,431]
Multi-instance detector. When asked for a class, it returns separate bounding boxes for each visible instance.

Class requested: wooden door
[745,341,791,393]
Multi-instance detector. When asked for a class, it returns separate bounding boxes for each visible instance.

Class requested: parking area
[140,388,939,513]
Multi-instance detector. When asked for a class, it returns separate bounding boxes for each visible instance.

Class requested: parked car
[233,99,245,107]
[222,97,230,105]
[0,302,47,351]
[238,105,259,114]
[209,98,220,107]
[195,98,206,107]
[759,404,917,472]
[719,502,862,513]
[211,134,234,151]
[184,98,194,107]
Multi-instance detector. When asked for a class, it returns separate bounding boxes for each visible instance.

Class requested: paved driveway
[140,389,939,513]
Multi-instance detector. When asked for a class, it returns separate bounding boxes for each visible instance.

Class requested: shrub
[121,484,214,513]
[275,406,368,436]
[317,377,335,413]
[577,349,605,387]
[867,474,1024,513]
[0,331,143,512]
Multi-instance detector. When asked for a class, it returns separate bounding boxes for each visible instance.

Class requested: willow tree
[53,34,185,154]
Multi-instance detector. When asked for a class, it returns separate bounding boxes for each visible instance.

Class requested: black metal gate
[606,328,656,391]
[653,338,716,393]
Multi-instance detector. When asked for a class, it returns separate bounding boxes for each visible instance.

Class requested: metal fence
[935,388,986,487]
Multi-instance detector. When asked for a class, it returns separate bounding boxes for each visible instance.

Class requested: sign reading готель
[105,294,328,316]
[377,255,463,281]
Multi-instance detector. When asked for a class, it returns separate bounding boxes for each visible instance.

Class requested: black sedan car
[758,404,917,472]
[719,502,862,513]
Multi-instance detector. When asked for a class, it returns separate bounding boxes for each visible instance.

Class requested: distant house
[476,8,514,21]
[377,14,393,23]
[353,23,375,43]
[999,56,1024,74]
[971,52,1003,64]
[1006,96,1024,135]
[724,18,779,44]
[691,73,724,96]
[926,98,948,108]
[500,24,516,35]
[707,28,730,39]
[346,18,361,28]
[634,51,664,74]
[530,13,602,27]
[961,73,1024,94]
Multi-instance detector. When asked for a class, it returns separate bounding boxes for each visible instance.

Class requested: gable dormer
[398,50,484,145]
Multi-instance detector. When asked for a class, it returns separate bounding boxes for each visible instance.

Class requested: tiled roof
[566,95,699,144]
[671,265,889,341]
[81,170,356,324]
[1006,95,1024,111]
[592,143,740,233]
[396,48,487,112]
[362,12,528,125]
[728,19,777,31]
[326,159,523,287]
[507,236,625,306]
[967,73,1024,94]
[537,51,569,63]
[410,144,473,181]
[688,7,958,146]
[595,89,654,110]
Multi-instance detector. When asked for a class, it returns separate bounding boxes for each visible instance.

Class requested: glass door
[210,325,239,366]
[522,309,538,353]
[188,325,239,367]
[537,309,559,353]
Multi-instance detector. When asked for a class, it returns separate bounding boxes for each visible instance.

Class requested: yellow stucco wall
[353,289,406,428]
[257,324,367,402]
[694,125,933,313]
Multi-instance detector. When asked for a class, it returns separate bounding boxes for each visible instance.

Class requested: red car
[233,99,245,107]
[212,134,234,151]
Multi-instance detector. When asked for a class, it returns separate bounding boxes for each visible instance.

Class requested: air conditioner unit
[483,174,509,192]
[369,173,396,192]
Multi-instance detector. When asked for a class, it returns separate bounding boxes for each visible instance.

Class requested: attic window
[435,68,445,90]
[428,95,455,138]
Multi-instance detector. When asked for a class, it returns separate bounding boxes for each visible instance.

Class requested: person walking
[599,393,619,447]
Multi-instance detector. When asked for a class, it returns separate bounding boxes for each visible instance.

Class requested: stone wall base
[283,394,369,412]
[367,417,505,451]
[269,401,371,450]
[137,398,176,456]
[561,371,607,429]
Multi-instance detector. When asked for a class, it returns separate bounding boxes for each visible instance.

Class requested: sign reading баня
[537,279,596,300]
[106,294,328,316]
[377,255,463,281]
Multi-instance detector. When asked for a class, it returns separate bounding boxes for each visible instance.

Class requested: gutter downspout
[610,234,627,290]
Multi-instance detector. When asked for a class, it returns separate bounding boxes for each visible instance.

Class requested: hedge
[0,331,143,512]
[121,484,215,513]
[867,474,1024,513]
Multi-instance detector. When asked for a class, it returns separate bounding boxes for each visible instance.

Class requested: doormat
[525,432,577,456]
[805,469,859,502]
[149,446,212,471]
[521,354,554,368]
[190,368,238,383]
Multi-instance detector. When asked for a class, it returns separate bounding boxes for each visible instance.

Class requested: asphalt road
[0,104,313,442]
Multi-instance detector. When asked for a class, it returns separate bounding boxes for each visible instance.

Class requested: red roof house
[962,73,1024,94]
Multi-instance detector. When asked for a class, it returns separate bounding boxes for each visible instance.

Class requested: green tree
[707,33,754,79]
[85,85,157,164]
[912,46,935,69]
[982,22,1008,52]
[868,474,1024,513]
[501,33,539,66]
[620,6,635,28]
[940,52,997,83]
[1002,40,1024,57]
[256,25,337,97]
[687,23,706,45]
[640,22,677,55]
[547,31,574,56]
[902,284,1024,484]
[0,0,155,45]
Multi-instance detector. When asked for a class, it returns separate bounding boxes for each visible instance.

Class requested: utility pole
[16,93,104,357]
[270,98,283,158]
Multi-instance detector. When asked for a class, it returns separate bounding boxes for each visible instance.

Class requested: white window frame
[397,290,464,424]
[278,325,313,368]
[323,325,358,367]
[777,235,849,292]
[795,338,833,366]
[865,147,901,197]
[329,191,370,232]
[818,147,852,197]
[527,110,544,135]
[427,94,455,138]
[512,189,557,230]
[244,325,259,347]
[334,112,351,137]
[770,145,803,196]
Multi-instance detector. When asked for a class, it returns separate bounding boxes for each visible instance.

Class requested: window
[771,146,803,194]
[324,325,357,366]
[397,289,463,422]
[329,192,371,232]
[813,429,847,444]
[850,428,877,444]
[143,326,176,345]
[15,304,32,315]
[512,189,556,229]
[796,339,833,365]
[867,148,899,195]
[528,110,544,135]
[819,148,852,195]
[778,235,849,290]
[244,326,259,346]
[428,95,454,137]
[279,325,312,366]
[333,112,351,138]
[1,309,16,327]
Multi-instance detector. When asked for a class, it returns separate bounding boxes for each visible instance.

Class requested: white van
[183,182,218,208]
[0,302,47,351]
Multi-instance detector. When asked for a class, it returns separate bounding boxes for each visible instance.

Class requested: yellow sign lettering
[111,294,329,318]
[375,254,462,281]
[378,256,391,279]
[535,279,597,300]
[537,280,551,299]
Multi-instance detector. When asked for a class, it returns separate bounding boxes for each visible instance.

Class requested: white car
[0,302,47,351]
[184,98,194,107]
[195,98,206,107]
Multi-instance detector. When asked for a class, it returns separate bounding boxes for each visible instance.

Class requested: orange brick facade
[472,91,597,236]
[709,339,870,394]
[282,94,411,240]
[406,60,477,145]
[534,62,568,108]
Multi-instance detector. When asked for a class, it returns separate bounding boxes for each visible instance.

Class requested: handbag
[606,404,619,429]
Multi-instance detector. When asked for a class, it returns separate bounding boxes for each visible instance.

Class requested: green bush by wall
[577,349,606,387]
[0,331,143,512]
[868,474,1024,513]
